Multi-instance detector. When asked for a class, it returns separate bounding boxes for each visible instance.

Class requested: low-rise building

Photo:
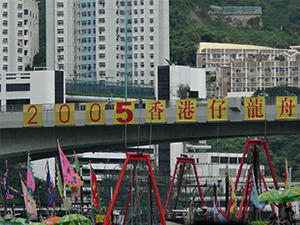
[0,68,64,111]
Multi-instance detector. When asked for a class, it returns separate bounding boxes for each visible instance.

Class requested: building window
[3,47,8,53]
[220,157,228,164]
[3,12,7,17]
[150,36,154,41]
[211,156,219,163]
[150,45,154,50]
[57,11,64,17]
[141,45,144,50]
[99,45,105,50]
[18,13,22,18]
[58,37,64,43]
[141,80,144,84]
[140,9,144,14]
[150,9,154,14]
[58,20,64,25]
[3,3,8,8]
[57,2,64,8]
[99,62,105,67]
[2,38,7,44]
[58,29,64,34]
[150,53,154,59]
[230,157,238,164]
[141,71,144,76]
[2,20,8,26]
[140,27,144,32]
[150,27,154,32]
[6,83,30,92]
[24,9,28,15]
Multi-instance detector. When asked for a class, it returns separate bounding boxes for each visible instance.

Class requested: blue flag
[214,202,229,223]
[250,168,265,210]
[46,161,55,207]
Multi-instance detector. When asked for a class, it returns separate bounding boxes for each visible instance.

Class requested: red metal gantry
[226,139,279,222]
[104,152,166,225]
[164,156,205,218]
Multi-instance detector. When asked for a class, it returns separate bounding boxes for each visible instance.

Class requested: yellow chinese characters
[145,100,166,123]
[207,98,228,121]
[176,99,196,122]
[276,96,297,120]
[244,97,265,121]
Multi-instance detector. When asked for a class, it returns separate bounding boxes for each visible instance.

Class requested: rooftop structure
[209,6,262,27]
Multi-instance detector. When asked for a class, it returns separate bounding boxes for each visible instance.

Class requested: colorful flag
[46,161,55,207]
[71,151,81,198]
[284,158,290,189]
[27,152,35,193]
[21,179,37,221]
[56,162,72,209]
[227,167,237,213]
[3,160,14,199]
[91,165,101,211]
[214,201,229,223]
[57,141,83,187]
[250,168,265,210]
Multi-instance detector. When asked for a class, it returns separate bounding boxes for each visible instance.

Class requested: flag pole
[90,161,95,224]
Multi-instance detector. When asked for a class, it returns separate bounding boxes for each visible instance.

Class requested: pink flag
[58,141,83,187]
[27,153,35,192]
[21,179,37,221]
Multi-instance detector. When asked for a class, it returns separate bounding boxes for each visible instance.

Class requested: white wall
[0,70,57,106]
[169,65,206,100]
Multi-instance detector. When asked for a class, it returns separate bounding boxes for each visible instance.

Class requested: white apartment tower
[46,0,169,84]
[0,0,39,73]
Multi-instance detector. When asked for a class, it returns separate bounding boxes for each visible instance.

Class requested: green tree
[177,84,191,99]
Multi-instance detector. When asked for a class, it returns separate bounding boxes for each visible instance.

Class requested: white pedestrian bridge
[0,97,300,162]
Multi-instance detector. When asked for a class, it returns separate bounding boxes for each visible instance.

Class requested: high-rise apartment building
[0,0,39,73]
[46,0,169,84]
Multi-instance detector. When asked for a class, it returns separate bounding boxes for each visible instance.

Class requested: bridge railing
[0,96,297,113]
